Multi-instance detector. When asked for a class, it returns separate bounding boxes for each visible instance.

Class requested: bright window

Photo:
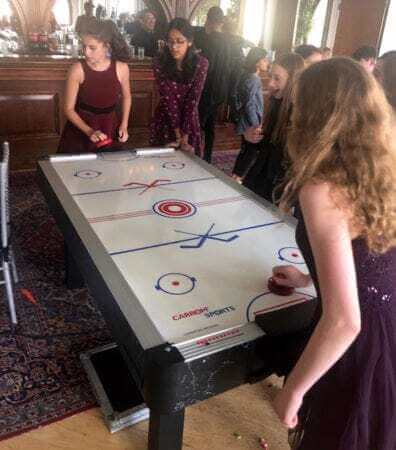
[53,0,71,25]
[117,0,139,15]
[380,0,396,55]
[220,0,232,14]
[83,0,140,17]
[243,0,265,45]
[307,0,329,47]
[0,0,12,20]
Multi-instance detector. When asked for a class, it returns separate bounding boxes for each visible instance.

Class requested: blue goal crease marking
[71,176,217,197]
[109,220,284,256]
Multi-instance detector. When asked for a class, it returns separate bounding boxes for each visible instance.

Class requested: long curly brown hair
[281,57,396,253]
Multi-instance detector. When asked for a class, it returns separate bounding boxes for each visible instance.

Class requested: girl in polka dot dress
[150,18,208,155]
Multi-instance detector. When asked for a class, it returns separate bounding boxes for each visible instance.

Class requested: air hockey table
[38,149,317,450]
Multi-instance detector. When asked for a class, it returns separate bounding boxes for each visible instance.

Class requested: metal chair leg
[3,261,17,325]
[9,247,18,283]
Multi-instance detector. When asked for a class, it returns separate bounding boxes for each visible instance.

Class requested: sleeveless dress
[58,59,122,153]
[292,206,396,450]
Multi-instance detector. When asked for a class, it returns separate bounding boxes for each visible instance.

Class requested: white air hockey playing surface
[40,150,316,349]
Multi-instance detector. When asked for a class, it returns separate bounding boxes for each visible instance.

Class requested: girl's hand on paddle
[166,141,181,149]
[272,265,311,288]
[180,141,194,152]
[89,130,108,143]
[118,125,129,142]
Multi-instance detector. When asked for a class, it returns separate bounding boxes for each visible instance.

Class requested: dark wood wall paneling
[333,0,388,56]
[271,0,300,53]
[270,0,389,57]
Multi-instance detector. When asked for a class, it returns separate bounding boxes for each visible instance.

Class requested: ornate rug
[0,150,238,440]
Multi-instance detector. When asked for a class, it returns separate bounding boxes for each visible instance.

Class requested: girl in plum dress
[271,58,396,450]
[58,21,131,153]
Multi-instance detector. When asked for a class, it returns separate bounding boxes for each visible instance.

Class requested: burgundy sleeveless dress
[293,206,396,450]
[58,59,122,153]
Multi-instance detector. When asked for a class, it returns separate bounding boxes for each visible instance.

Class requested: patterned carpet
[0,150,238,441]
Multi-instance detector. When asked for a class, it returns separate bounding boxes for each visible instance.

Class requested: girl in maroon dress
[58,20,131,153]
[271,58,396,449]
[150,18,208,154]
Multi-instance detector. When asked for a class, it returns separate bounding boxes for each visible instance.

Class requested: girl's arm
[241,76,263,129]
[117,61,131,142]
[274,182,361,428]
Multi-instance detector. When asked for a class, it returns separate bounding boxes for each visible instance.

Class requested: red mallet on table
[20,288,39,306]
[95,138,113,149]
[267,276,295,296]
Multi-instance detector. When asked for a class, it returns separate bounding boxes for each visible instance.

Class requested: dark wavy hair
[82,20,130,62]
[158,18,198,82]
[244,47,268,73]
[352,45,377,61]
[295,44,321,60]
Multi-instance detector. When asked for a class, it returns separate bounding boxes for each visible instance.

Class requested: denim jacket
[235,73,264,135]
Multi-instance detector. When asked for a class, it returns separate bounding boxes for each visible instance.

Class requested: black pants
[199,103,220,163]
[232,136,260,177]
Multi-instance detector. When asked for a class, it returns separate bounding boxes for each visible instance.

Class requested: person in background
[130,9,162,57]
[352,45,377,73]
[95,4,106,20]
[223,14,255,123]
[194,6,232,162]
[294,44,322,65]
[376,50,396,110]
[243,53,305,203]
[321,47,332,60]
[223,15,255,61]
[125,13,143,36]
[58,20,131,153]
[272,57,396,450]
[231,47,269,182]
[150,18,208,154]
[75,0,98,36]
[117,13,131,31]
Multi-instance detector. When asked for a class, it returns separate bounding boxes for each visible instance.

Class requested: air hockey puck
[267,277,295,296]
[96,138,113,149]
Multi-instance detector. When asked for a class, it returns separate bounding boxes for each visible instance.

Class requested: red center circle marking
[292,252,299,257]
[155,200,195,218]
[172,281,180,286]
